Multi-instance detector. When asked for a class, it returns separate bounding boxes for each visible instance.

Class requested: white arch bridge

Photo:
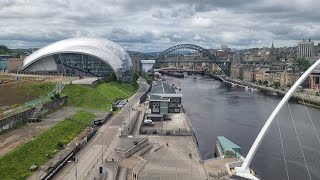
[234,59,320,179]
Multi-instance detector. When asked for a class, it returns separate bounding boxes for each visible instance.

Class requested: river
[166,74,320,180]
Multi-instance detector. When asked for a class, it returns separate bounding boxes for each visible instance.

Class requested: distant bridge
[156,44,232,76]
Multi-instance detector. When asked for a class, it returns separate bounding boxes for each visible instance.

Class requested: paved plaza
[138,136,207,180]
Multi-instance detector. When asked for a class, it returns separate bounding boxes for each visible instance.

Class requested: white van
[143,119,155,126]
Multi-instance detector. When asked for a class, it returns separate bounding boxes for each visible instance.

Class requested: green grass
[0,110,96,180]
[61,82,138,111]
[0,82,55,107]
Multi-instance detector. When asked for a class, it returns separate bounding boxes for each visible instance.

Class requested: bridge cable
[276,116,290,180]
[301,98,320,143]
[287,102,312,180]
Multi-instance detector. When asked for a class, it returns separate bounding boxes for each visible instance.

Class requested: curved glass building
[20,38,133,82]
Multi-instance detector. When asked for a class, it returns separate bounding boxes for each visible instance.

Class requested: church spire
[270,41,276,61]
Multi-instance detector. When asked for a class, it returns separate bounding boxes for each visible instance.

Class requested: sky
[1,0,320,52]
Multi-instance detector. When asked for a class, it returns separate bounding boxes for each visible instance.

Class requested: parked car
[163,115,171,120]
[116,99,127,108]
[93,120,103,126]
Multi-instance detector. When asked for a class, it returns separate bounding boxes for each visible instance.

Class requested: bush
[54,93,60,99]
[273,82,280,89]
[105,73,117,82]
[57,142,64,149]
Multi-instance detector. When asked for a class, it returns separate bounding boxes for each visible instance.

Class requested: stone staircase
[28,105,43,122]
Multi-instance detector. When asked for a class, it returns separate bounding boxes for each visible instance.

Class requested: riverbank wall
[0,96,67,132]
[221,76,320,107]
[181,105,203,161]
[196,72,320,107]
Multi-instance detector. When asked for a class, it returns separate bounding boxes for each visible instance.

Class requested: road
[53,78,149,180]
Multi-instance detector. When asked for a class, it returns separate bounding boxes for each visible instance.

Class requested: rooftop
[140,59,156,63]
[217,136,241,151]
[150,82,177,95]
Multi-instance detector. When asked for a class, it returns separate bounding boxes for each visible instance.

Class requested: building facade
[20,38,133,82]
[148,82,183,119]
[141,60,155,73]
[297,39,315,58]
[309,66,320,90]
[8,58,24,72]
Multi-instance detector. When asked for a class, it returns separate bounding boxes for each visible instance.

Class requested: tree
[258,79,262,84]
[297,57,311,71]
[273,82,280,89]
[0,45,12,54]
[263,80,269,85]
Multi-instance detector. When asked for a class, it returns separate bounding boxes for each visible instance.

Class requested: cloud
[191,17,212,28]
[0,0,320,51]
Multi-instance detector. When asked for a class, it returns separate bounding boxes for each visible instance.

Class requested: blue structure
[0,55,11,71]
[216,136,241,158]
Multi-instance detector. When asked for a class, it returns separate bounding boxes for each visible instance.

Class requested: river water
[167,75,320,180]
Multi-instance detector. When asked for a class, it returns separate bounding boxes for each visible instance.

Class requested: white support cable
[287,102,312,180]
[276,116,290,180]
[301,98,320,144]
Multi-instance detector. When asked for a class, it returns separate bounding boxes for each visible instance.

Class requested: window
[152,102,160,106]
[174,108,180,113]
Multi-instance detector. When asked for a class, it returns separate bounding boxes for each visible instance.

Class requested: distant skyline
[1,0,320,52]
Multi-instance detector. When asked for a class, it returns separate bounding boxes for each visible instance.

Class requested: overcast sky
[1,0,320,52]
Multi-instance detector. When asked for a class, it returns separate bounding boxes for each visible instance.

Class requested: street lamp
[67,98,69,116]
[101,132,104,165]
